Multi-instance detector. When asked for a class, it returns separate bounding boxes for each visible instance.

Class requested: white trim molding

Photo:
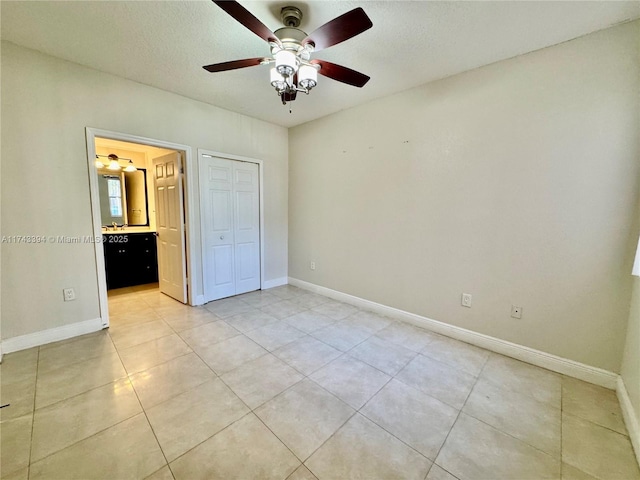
[263,277,289,290]
[288,277,619,389]
[618,377,640,466]
[1,318,104,354]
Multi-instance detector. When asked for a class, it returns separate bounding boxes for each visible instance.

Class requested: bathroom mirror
[97,168,149,227]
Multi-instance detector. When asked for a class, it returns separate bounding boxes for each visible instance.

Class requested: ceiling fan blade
[203,57,265,73]
[212,1,279,44]
[311,60,370,87]
[303,8,372,52]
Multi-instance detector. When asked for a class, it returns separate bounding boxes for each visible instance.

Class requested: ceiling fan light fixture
[270,67,286,90]
[298,64,318,90]
[204,2,373,107]
[275,50,297,77]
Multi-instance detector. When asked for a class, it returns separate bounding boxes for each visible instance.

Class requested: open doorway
[86,129,196,328]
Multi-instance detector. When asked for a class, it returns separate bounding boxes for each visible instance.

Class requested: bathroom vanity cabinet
[103,232,158,289]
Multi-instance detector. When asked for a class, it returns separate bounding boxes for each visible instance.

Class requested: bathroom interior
[94,137,179,295]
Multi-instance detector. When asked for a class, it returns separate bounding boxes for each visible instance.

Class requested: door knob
[220,235,224,240]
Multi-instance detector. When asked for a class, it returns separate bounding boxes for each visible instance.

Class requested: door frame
[197,149,265,300]
[85,127,197,328]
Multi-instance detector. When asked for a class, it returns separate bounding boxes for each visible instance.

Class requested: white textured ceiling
[2,1,638,127]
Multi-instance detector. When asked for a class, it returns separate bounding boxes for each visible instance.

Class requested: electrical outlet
[63,288,76,302]
[511,305,522,319]
[310,261,316,270]
[461,293,472,308]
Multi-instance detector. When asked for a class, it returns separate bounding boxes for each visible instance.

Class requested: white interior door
[153,152,188,303]
[201,156,260,302]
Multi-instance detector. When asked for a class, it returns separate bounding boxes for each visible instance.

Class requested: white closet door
[201,156,260,302]
[233,161,260,294]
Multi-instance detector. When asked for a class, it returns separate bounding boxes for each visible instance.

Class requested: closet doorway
[199,152,262,302]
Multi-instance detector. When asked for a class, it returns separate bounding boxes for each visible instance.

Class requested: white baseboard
[288,277,619,389]
[1,318,104,354]
[194,294,206,306]
[618,377,640,466]
[263,277,288,289]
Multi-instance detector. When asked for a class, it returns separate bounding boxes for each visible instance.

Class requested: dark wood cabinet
[103,232,158,289]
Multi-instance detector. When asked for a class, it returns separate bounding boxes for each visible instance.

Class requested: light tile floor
[1,283,639,480]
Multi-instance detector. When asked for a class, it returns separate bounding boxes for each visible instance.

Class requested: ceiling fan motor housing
[281,6,302,27]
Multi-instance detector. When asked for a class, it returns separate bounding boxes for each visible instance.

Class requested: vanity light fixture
[124,160,137,173]
[95,154,137,172]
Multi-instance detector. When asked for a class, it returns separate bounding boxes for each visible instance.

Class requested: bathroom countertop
[102,228,156,234]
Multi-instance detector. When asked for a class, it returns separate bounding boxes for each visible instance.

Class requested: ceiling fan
[203,1,373,105]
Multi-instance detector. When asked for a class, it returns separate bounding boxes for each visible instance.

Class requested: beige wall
[289,21,640,372]
[1,41,288,340]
